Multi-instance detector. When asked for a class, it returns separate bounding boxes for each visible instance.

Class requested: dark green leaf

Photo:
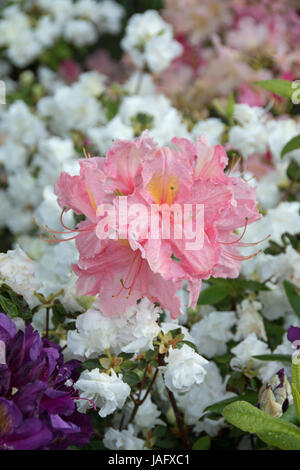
[206,390,257,415]
[252,354,291,362]
[226,371,248,395]
[82,359,100,370]
[286,159,300,182]
[197,285,229,305]
[281,134,300,158]
[192,436,211,450]
[0,295,18,317]
[283,280,300,317]
[123,371,141,386]
[121,360,136,370]
[238,280,269,292]
[177,340,198,352]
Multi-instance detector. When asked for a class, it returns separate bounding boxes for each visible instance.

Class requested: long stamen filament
[217,217,249,245]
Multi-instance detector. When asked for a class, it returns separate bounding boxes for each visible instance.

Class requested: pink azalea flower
[50,133,262,319]
[73,239,183,317]
[123,136,262,285]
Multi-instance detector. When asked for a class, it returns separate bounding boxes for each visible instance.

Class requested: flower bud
[258,368,292,417]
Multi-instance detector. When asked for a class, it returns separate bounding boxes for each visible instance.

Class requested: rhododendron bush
[0,0,300,452]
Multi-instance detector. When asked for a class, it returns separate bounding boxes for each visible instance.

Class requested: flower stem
[45,307,50,338]
[166,387,190,450]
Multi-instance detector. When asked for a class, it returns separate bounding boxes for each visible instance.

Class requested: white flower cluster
[89,90,189,154]
[163,344,208,393]
[67,298,161,357]
[69,297,210,432]
[0,1,124,67]
[121,10,183,73]
[0,71,108,240]
[75,368,131,418]
[0,246,42,308]
[191,311,237,358]
[104,425,146,450]
[229,104,300,162]
[239,202,300,325]
[176,362,235,436]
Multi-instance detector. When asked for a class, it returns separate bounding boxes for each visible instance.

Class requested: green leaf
[123,371,141,386]
[264,319,285,350]
[291,360,300,421]
[82,359,100,370]
[292,361,300,391]
[283,280,300,317]
[213,353,230,364]
[192,436,211,450]
[226,371,248,395]
[282,405,300,426]
[52,302,67,328]
[286,159,300,183]
[237,280,269,292]
[212,98,226,119]
[291,384,300,422]
[0,295,18,317]
[281,135,300,158]
[254,79,294,99]
[205,390,257,415]
[252,354,291,362]
[223,401,300,450]
[226,92,235,124]
[197,285,229,305]
[121,360,136,370]
[176,340,198,352]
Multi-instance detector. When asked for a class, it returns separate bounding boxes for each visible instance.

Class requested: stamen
[112,254,139,298]
[237,234,271,247]
[83,147,92,159]
[227,155,242,176]
[244,175,256,183]
[112,254,143,299]
[34,207,96,245]
[60,207,75,232]
[72,396,97,411]
[127,258,143,298]
[217,217,248,245]
[227,249,263,261]
[39,233,83,244]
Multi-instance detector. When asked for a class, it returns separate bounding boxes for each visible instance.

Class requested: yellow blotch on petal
[147,174,179,205]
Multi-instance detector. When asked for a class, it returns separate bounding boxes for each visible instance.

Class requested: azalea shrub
[0,0,300,451]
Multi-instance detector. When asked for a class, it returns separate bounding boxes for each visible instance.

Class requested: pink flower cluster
[159,0,300,109]
[54,133,261,318]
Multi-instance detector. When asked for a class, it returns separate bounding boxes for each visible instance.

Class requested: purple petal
[0,313,16,343]
[287,326,300,347]
[4,418,53,450]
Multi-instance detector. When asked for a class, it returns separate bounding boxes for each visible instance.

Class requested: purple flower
[0,313,93,450]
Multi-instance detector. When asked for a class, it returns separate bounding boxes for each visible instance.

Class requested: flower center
[147,174,179,205]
